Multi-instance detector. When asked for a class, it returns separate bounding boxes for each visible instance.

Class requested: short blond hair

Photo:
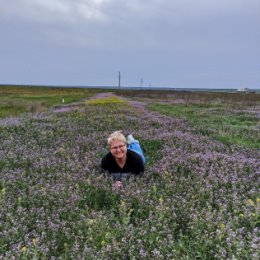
[107,131,127,147]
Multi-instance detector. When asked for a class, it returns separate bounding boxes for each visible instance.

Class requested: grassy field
[0,86,259,260]
[147,103,259,148]
[0,86,102,118]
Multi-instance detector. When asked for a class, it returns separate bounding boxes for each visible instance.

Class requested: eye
[111,144,126,151]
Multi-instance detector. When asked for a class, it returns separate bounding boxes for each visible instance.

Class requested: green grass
[87,96,125,105]
[0,86,102,118]
[141,140,163,166]
[148,103,259,148]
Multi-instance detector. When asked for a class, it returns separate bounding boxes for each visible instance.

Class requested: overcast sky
[1,0,259,89]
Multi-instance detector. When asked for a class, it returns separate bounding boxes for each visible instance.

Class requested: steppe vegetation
[0,86,101,118]
[0,86,259,259]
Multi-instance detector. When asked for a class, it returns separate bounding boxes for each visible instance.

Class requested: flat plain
[0,86,259,259]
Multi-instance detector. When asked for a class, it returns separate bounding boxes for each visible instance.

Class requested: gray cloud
[3,0,259,22]
[0,0,259,88]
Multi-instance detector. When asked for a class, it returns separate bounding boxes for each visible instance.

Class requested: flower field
[0,88,259,259]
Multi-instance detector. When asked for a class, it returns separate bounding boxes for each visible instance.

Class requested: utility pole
[118,71,121,88]
[140,78,143,88]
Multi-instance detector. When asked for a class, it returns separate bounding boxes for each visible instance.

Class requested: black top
[101,149,144,176]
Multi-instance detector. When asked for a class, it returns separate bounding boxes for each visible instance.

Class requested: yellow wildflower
[163,171,170,178]
[87,219,95,225]
[220,223,225,230]
[22,246,27,253]
[247,199,254,206]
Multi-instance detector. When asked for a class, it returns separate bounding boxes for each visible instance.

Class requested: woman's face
[110,140,127,160]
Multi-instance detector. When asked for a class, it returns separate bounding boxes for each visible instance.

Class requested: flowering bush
[0,93,259,259]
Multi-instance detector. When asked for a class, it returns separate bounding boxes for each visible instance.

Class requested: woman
[101,131,145,190]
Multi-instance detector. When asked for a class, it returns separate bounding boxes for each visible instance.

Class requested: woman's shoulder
[127,149,143,161]
[101,152,113,163]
